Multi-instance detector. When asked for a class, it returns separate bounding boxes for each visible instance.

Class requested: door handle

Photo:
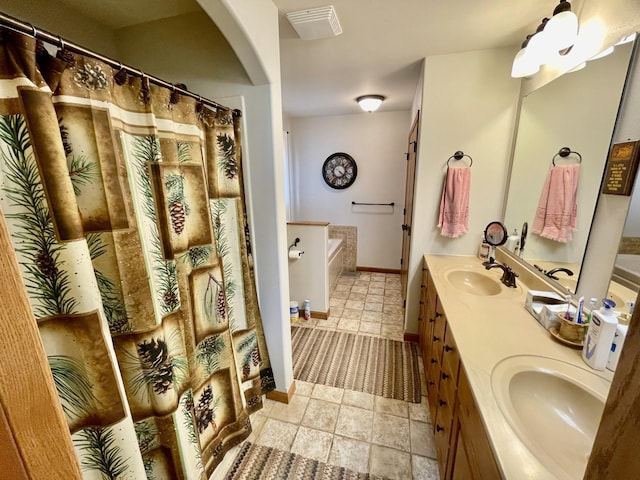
[402,224,408,231]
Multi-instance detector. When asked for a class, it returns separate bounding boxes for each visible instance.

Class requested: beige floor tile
[372,412,410,452]
[330,297,347,307]
[410,420,436,457]
[261,398,278,416]
[412,455,440,480]
[330,307,344,317]
[332,290,350,299]
[375,396,409,418]
[337,318,360,332]
[359,321,381,335]
[384,296,403,305]
[328,436,371,473]
[342,390,375,410]
[383,303,403,314]
[291,426,333,462]
[366,293,384,303]
[361,310,383,322]
[409,400,431,423]
[335,405,374,441]
[301,398,340,432]
[369,445,412,480]
[318,317,339,329]
[256,418,299,450]
[311,384,344,403]
[338,278,355,286]
[348,292,366,301]
[341,308,363,320]
[295,380,315,397]
[351,285,369,294]
[345,300,365,310]
[381,323,405,340]
[382,312,404,325]
[246,412,267,442]
[354,280,370,287]
[269,394,309,424]
[371,273,386,280]
[358,273,371,280]
[364,302,383,312]
[367,286,385,295]
[334,283,351,292]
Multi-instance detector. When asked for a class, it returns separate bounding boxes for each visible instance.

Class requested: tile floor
[217,272,439,480]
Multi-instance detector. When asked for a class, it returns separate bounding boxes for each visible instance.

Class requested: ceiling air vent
[286,5,343,40]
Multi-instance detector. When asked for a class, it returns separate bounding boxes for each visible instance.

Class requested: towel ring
[552,147,582,165]
[447,150,473,167]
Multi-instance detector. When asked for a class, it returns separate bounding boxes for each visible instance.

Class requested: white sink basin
[446,270,502,296]
[444,264,521,297]
[491,355,610,479]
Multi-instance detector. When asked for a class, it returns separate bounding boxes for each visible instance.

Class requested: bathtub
[613,253,640,291]
[328,238,344,290]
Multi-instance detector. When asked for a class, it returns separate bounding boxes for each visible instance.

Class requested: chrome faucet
[485,262,518,288]
[545,267,574,281]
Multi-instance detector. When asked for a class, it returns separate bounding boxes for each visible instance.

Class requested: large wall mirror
[502,40,636,302]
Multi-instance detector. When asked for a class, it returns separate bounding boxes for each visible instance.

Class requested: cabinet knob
[436,424,445,433]
[435,312,442,318]
[419,301,424,304]
[444,345,454,353]
[428,317,435,323]
[433,336,440,342]
[442,373,450,380]
[428,381,435,386]
[439,399,447,407]
[430,358,437,364]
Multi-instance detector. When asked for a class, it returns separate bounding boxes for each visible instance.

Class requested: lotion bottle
[583,299,618,371]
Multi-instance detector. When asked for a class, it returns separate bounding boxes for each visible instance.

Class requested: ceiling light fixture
[357,95,385,112]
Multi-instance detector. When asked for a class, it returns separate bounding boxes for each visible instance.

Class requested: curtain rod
[0,11,229,112]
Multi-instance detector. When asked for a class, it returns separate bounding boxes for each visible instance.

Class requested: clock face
[322,153,357,189]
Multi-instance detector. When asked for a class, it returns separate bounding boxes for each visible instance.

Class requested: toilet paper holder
[288,237,304,255]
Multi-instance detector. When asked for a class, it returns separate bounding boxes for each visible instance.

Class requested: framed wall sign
[602,140,640,195]
[322,152,357,189]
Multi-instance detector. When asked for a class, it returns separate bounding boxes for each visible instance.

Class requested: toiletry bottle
[607,311,629,371]
[583,299,618,371]
[478,234,490,261]
[303,299,311,321]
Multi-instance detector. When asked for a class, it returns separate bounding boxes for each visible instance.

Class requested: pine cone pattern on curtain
[0,28,275,480]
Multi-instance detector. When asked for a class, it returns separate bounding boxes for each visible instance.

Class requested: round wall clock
[322,152,357,189]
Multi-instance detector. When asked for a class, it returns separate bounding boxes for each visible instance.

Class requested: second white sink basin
[491,355,610,479]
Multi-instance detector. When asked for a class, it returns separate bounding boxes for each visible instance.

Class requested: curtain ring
[58,35,65,51]
[32,25,38,38]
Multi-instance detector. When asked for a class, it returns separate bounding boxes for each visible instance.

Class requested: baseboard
[404,333,419,343]
[311,309,329,319]
[266,381,296,404]
[357,266,401,274]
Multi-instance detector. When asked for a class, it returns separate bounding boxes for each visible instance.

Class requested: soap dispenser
[583,299,618,371]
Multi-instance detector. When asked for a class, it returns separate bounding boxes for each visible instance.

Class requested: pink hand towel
[532,164,580,243]
[438,166,471,238]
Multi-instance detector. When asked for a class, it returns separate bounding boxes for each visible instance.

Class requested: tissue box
[539,304,578,331]
[524,290,566,321]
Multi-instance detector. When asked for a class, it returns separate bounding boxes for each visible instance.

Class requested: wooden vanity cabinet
[419,267,501,480]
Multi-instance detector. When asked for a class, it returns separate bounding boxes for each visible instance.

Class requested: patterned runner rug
[225,442,387,480]
[291,326,421,402]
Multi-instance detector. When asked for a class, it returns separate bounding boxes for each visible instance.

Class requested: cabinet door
[450,422,473,480]
[457,367,502,479]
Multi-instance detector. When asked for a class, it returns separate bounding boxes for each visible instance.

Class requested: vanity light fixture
[511,0,579,78]
[545,0,579,52]
[356,95,385,112]
[616,32,637,46]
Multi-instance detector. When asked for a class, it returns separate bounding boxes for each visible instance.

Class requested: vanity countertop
[424,254,614,480]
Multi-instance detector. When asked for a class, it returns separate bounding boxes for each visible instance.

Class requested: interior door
[400,112,419,305]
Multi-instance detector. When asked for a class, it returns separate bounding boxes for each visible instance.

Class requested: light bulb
[545,10,578,52]
[511,47,540,78]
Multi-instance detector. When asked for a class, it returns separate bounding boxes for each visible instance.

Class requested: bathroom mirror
[502,40,636,289]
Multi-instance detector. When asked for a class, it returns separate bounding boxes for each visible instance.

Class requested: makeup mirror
[484,221,508,264]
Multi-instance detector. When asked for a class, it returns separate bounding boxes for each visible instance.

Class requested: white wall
[287,224,329,313]
[405,47,521,334]
[289,110,410,270]
[2,0,118,56]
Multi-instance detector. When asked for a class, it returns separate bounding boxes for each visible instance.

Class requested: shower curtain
[0,28,274,479]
